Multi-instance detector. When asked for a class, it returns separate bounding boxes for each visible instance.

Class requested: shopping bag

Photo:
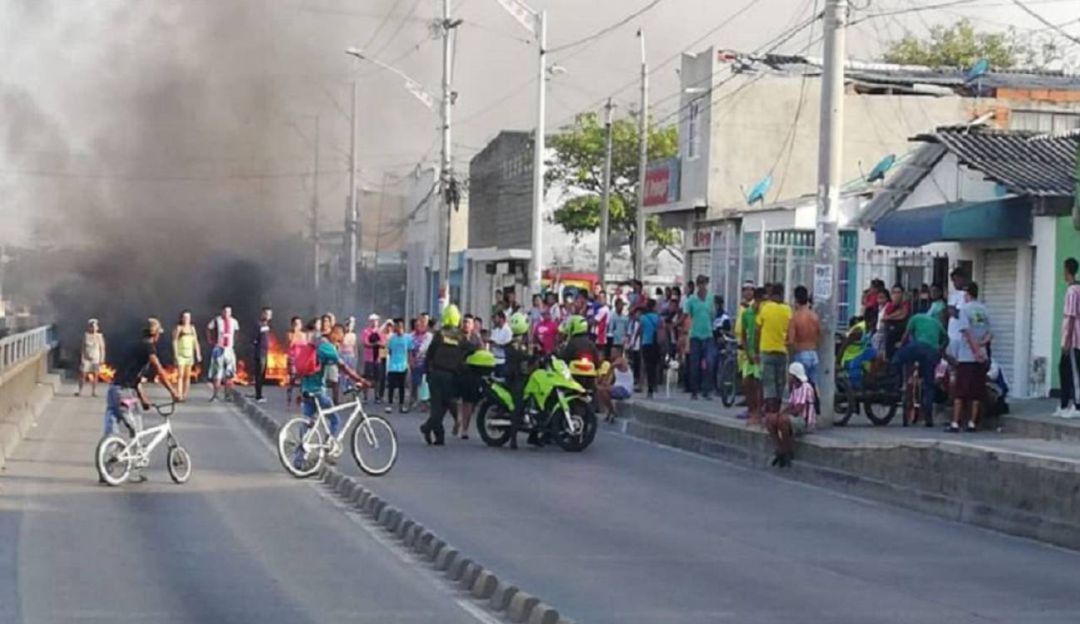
[418,374,430,402]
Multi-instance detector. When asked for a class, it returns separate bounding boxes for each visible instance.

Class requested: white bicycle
[96,401,191,486]
[277,387,398,478]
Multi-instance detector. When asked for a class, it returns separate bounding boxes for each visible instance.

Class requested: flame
[155,365,202,386]
[99,363,117,383]
[265,334,290,387]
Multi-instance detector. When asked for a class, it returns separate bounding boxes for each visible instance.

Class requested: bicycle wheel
[833,377,855,426]
[864,399,899,426]
[278,417,326,478]
[96,436,131,486]
[717,356,739,408]
[167,445,192,484]
[351,416,398,476]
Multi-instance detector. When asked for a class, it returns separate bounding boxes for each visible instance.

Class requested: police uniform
[421,327,473,445]
[504,338,532,449]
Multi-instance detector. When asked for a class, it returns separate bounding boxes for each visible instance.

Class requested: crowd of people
[89,256,1080,467]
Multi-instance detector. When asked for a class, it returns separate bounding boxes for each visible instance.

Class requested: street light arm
[492,0,538,35]
[345,47,435,110]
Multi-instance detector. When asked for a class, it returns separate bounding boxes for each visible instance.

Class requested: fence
[0,326,53,376]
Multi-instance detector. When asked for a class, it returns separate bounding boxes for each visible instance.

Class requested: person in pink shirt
[593,290,611,361]
[533,308,559,356]
[359,314,384,402]
[766,362,816,468]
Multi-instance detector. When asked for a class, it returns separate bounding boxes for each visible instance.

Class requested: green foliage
[882,19,1026,69]
[546,112,679,261]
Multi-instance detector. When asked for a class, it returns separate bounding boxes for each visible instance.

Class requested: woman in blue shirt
[385,318,414,414]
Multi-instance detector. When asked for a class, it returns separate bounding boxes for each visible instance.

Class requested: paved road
[257,386,1080,624]
[0,387,490,624]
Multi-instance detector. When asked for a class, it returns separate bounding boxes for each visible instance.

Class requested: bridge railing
[0,325,53,376]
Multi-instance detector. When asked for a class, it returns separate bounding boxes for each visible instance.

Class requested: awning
[874,197,1032,247]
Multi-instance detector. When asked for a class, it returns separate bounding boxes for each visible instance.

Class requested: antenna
[866,154,896,183]
[746,174,772,205]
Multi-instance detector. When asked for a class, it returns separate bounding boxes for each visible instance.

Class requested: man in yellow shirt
[756,283,793,422]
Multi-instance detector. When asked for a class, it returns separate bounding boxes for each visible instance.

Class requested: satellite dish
[746,174,772,205]
[866,153,897,183]
[965,58,990,83]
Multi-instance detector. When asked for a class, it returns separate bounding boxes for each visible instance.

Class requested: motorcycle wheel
[552,399,597,452]
[475,399,512,448]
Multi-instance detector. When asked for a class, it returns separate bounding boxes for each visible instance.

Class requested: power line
[548,0,667,54]
[1010,0,1080,45]
[359,0,408,52]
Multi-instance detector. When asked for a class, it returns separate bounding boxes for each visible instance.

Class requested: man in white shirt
[946,268,968,363]
[489,311,513,378]
[207,304,240,402]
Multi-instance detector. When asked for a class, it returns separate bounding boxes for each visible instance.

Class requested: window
[687,100,701,159]
[1010,110,1080,133]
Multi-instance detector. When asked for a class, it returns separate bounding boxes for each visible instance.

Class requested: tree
[546,111,680,270]
[883,19,1027,69]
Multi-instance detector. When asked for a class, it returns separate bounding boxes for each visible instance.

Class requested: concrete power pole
[347,81,359,311]
[814,0,847,428]
[312,115,322,307]
[634,29,649,282]
[598,98,615,288]
[438,0,461,310]
[528,10,548,297]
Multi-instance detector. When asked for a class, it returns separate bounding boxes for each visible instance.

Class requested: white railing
[0,326,53,376]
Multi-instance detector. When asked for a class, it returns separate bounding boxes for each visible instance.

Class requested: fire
[155,365,201,386]
[265,334,290,387]
[99,363,117,383]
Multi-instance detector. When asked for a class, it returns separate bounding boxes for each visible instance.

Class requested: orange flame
[99,363,117,383]
[155,365,202,386]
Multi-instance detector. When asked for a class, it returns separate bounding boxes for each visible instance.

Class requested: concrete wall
[0,352,58,469]
[703,76,972,217]
[467,131,533,250]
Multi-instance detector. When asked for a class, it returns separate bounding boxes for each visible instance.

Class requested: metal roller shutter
[982,249,1017,388]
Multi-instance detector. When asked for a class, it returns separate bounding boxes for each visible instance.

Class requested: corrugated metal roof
[855,143,948,226]
[919,129,1079,197]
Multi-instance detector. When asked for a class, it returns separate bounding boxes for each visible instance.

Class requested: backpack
[292,343,319,377]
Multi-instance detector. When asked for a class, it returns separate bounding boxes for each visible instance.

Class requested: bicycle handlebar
[153,402,176,417]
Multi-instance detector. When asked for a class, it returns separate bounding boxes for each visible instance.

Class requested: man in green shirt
[892,311,948,427]
[740,287,764,425]
[683,275,716,400]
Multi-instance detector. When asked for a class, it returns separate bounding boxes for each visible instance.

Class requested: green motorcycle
[470,352,598,452]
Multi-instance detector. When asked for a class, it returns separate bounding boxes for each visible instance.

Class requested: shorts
[740,359,761,379]
[175,355,195,368]
[410,362,426,388]
[457,370,482,403]
[611,386,631,400]
[760,352,788,401]
[954,362,987,401]
[81,359,101,374]
[208,346,236,381]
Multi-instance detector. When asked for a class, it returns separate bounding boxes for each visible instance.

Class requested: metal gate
[982,249,1018,389]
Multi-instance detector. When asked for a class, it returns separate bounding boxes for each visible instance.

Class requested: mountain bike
[96,401,191,486]
[277,387,397,478]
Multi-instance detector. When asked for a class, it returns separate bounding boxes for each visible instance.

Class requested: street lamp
[345,48,435,111]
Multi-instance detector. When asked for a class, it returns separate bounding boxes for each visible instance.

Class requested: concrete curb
[231,392,577,624]
[625,400,1080,552]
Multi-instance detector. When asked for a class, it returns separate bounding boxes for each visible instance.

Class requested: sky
[1,0,1078,247]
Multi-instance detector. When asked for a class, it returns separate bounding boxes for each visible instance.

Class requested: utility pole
[347,81,359,311]
[438,0,462,310]
[814,0,847,428]
[598,98,615,288]
[312,115,322,308]
[528,10,548,297]
[634,29,649,282]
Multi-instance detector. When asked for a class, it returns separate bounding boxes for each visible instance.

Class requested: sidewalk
[622,392,1080,551]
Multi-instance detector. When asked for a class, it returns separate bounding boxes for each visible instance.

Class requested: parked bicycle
[96,401,191,486]
[714,336,740,408]
[277,387,397,478]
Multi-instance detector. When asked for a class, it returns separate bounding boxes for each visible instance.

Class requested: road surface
[258,386,1080,624]
[0,387,491,624]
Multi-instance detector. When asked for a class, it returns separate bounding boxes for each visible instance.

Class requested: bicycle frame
[116,419,173,465]
[303,398,370,448]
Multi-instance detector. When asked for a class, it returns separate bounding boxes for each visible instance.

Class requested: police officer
[421,304,474,446]
[504,312,535,449]
[559,314,600,364]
